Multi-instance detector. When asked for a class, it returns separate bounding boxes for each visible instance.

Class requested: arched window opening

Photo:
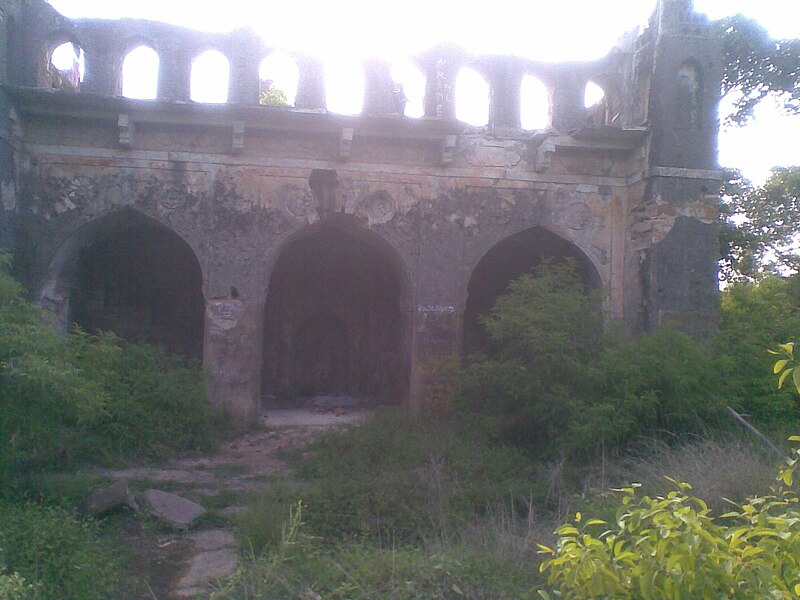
[463,227,601,356]
[584,81,606,109]
[325,60,364,115]
[70,222,205,359]
[121,45,159,100]
[677,61,703,129]
[190,50,230,103]
[455,67,489,126]
[258,52,298,107]
[262,227,408,405]
[520,75,549,130]
[584,81,608,125]
[390,60,425,118]
[49,41,84,90]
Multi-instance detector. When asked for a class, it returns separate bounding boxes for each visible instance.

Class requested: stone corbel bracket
[440,134,457,166]
[232,120,245,154]
[118,114,135,148]
[339,128,354,161]
[534,137,556,172]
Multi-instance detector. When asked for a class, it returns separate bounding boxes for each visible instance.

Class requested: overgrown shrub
[717,276,800,432]
[538,441,800,599]
[458,260,723,457]
[0,502,122,599]
[0,255,220,482]
[0,569,36,600]
[67,329,220,460]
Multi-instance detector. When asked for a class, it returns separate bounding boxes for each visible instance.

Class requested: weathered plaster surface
[0,0,723,421]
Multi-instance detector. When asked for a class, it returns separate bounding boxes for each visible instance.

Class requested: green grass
[0,501,126,599]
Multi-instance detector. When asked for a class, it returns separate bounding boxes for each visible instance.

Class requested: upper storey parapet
[6,0,719,143]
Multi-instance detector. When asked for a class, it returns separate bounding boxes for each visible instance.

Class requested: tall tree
[720,167,800,281]
[717,14,800,126]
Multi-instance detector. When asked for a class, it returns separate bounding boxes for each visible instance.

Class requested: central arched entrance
[262,225,409,405]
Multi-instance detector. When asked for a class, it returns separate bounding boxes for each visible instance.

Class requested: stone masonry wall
[0,0,722,422]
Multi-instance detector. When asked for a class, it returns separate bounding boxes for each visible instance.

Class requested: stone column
[549,67,586,130]
[295,56,326,110]
[481,57,524,131]
[409,306,462,413]
[228,30,261,105]
[419,46,463,120]
[204,298,262,424]
[158,43,192,102]
[80,33,118,95]
[362,59,400,115]
[406,230,466,412]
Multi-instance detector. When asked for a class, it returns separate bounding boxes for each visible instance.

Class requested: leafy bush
[716,275,800,433]
[458,261,723,456]
[66,329,220,460]
[538,442,800,599]
[0,502,122,599]
[0,255,220,482]
[0,570,36,600]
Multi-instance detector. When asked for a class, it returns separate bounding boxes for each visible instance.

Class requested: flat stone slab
[189,529,236,551]
[263,408,370,427]
[142,489,206,529]
[174,528,238,597]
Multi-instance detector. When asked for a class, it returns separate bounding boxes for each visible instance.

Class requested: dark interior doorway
[262,226,407,404]
[71,223,205,358]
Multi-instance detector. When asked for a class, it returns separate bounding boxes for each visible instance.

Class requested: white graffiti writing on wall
[417,305,455,314]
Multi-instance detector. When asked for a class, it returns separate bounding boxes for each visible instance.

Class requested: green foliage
[538,475,800,599]
[0,255,220,483]
[237,482,304,554]
[66,329,220,460]
[259,86,289,107]
[720,167,800,281]
[540,353,800,599]
[0,502,122,599]
[216,501,538,600]
[459,261,722,456]
[717,14,800,126]
[770,341,800,394]
[0,570,36,600]
[716,276,800,432]
[281,409,533,544]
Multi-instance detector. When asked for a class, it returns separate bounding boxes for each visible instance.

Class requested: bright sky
[48,0,800,185]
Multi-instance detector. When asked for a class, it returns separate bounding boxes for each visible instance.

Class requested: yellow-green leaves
[539,457,800,599]
[770,342,800,394]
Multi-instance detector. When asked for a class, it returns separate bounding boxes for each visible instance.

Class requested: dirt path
[95,408,369,599]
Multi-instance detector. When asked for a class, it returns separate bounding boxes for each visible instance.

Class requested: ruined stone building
[0,0,722,422]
